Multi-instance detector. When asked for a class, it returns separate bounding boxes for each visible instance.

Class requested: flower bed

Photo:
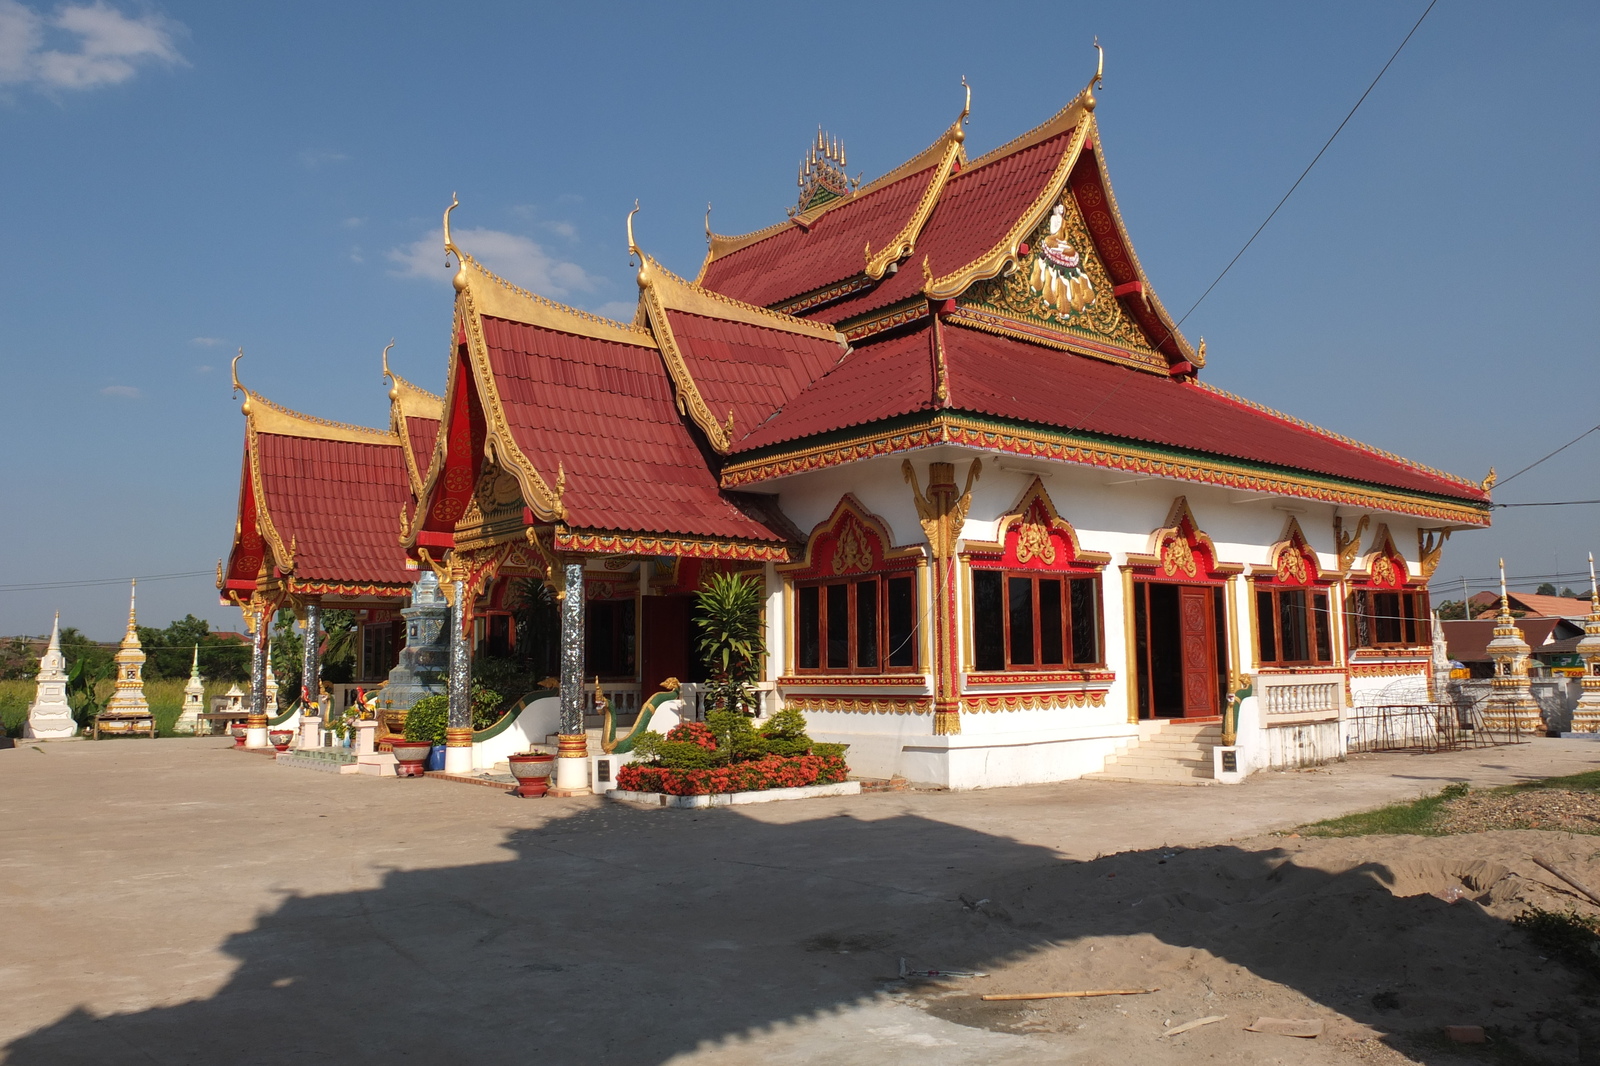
[617,751,848,796]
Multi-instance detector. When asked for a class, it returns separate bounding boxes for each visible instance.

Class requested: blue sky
[1,0,1595,639]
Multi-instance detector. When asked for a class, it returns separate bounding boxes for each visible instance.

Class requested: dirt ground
[1,736,1597,1065]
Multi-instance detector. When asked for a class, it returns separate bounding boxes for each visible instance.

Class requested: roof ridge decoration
[1191,379,1484,494]
[630,203,732,455]
[697,86,978,277]
[231,348,398,446]
[962,43,1099,174]
[383,340,445,416]
[443,194,655,349]
[794,127,857,214]
[863,78,971,282]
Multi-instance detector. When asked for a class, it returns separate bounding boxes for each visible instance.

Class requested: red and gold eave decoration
[780,495,923,580]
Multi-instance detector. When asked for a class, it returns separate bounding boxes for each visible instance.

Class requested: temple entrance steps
[1082,719,1222,786]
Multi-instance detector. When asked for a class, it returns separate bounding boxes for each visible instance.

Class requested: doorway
[1132,581,1227,719]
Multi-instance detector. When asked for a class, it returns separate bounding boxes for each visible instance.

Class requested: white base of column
[245,727,269,748]
[444,745,473,774]
[553,755,590,793]
[300,716,322,749]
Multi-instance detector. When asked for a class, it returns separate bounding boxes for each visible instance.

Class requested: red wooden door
[640,596,692,696]
[1178,586,1217,717]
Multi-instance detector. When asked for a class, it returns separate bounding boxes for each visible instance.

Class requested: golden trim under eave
[719,413,1494,527]
[451,288,566,523]
[385,356,445,499]
[457,254,655,349]
[241,389,398,447]
[635,271,733,455]
[925,117,1093,300]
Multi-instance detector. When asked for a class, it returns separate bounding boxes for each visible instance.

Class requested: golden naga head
[443,193,467,292]
[381,339,397,399]
[1083,37,1105,111]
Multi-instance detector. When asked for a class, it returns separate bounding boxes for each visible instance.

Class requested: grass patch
[1499,770,1600,794]
[1513,907,1600,979]
[1301,781,1469,837]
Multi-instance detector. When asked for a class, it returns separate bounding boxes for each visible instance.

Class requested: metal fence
[1345,692,1527,754]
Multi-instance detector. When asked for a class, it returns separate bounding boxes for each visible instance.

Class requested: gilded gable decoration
[1264,516,1320,586]
[779,495,923,579]
[963,477,1111,570]
[1357,524,1409,589]
[1126,497,1240,578]
[794,129,857,214]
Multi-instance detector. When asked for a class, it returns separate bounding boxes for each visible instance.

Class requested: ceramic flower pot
[391,740,432,778]
[230,724,247,749]
[507,752,555,797]
[268,730,294,752]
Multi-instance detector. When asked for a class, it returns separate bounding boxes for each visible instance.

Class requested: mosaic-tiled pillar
[444,576,474,773]
[553,559,590,793]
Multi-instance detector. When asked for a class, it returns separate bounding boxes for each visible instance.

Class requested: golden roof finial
[443,193,467,292]
[231,348,251,415]
[1083,37,1105,111]
[627,200,651,288]
[381,339,397,399]
[1498,557,1511,618]
[955,75,971,143]
[1589,551,1597,604]
[1481,466,1497,492]
[704,202,713,246]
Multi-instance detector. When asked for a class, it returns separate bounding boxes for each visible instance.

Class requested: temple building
[222,64,1492,784]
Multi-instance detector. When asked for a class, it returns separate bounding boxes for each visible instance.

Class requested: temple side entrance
[1132,581,1225,719]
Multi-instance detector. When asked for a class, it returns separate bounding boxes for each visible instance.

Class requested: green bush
[651,740,719,769]
[706,708,767,762]
[812,742,849,762]
[403,695,448,744]
[760,708,813,757]
[470,683,504,730]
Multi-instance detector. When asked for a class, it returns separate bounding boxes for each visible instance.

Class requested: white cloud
[194,364,212,374]
[297,149,349,169]
[0,1,183,91]
[591,300,637,322]
[340,216,364,229]
[100,384,139,398]
[389,226,598,299]
[190,335,223,346]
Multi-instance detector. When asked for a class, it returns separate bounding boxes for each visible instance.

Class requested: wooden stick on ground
[981,987,1159,1001]
[1532,854,1600,908]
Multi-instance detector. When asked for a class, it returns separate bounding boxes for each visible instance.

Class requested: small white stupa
[24,613,77,740]
[264,641,279,716]
[176,645,205,735]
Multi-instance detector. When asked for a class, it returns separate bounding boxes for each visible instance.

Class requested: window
[1346,588,1431,649]
[1255,586,1334,666]
[795,574,917,673]
[972,570,1101,671]
[360,621,400,681]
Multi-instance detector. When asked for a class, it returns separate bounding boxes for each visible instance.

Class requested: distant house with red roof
[224,67,1494,784]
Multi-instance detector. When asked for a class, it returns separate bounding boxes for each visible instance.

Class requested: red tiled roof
[790,131,1077,327]
[254,431,415,587]
[731,321,1486,503]
[664,309,845,444]
[479,314,788,542]
[1443,618,1566,661]
[404,415,439,488]
[698,165,937,308]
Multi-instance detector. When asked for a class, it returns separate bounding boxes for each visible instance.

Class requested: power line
[1496,423,1600,487]
[1065,0,1438,433]
[0,570,214,593]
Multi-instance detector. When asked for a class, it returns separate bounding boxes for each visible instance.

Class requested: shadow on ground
[5,800,1595,1064]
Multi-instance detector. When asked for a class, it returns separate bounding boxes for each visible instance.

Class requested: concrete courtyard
[1,736,1595,1065]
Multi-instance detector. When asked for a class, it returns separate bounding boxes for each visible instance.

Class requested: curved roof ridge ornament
[381,339,397,398]
[443,193,467,292]
[231,348,252,414]
[704,203,713,248]
[627,199,651,287]
[958,75,971,139]
[1083,37,1104,112]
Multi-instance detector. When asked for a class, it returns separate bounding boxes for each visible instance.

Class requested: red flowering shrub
[617,752,849,796]
[666,721,717,752]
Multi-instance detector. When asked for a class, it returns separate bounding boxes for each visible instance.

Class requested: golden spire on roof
[443,193,466,292]
[627,199,650,287]
[795,127,855,213]
[381,339,397,399]
[955,76,970,143]
[1083,37,1105,111]
[704,203,713,248]
[231,348,251,415]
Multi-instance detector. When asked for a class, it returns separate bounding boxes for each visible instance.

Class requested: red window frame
[970,568,1104,671]
[794,573,919,675]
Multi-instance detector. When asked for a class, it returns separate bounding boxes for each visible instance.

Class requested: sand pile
[892,830,1600,1063]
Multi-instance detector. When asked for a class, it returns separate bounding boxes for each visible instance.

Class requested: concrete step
[1094,758,1212,776]
[1082,771,1218,787]
[1102,753,1211,770]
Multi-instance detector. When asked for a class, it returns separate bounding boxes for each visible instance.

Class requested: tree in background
[1537,582,1558,596]
[320,609,356,683]
[270,612,303,707]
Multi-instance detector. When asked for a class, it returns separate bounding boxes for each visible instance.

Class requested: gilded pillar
[444,574,474,773]
[904,458,980,735]
[553,558,590,793]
